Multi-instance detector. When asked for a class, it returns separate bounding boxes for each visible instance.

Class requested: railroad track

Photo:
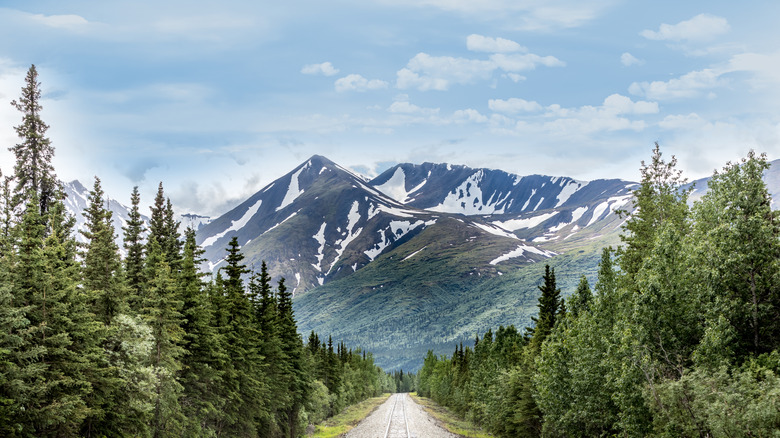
[384,393,410,438]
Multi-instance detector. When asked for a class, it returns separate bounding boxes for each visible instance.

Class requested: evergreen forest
[417,145,780,436]
[0,65,401,437]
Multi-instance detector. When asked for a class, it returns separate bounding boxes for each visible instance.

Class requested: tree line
[417,144,780,437]
[0,65,397,437]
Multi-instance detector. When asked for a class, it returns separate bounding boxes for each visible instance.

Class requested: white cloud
[727,52,780,91]
[301,62,340,76]
[659,113,707,130]
[453,108,488,123]
[396,51,564,91]
[641,13,729,42]
[490,53,564,70]
[28,13,91,31]
[335,74,389,92]
[466,34,525,53]
[388,101,439,115]
[620,52,643,67]
[375,0,614,31]
[629,68,726,100]
[601,94,658,115]
[504,73,526,82]
[489,98,542,113]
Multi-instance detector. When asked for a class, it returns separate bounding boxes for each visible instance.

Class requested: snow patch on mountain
[494,212,557,231]
[571,206,588,222]
[430,170,505,214]
[364,220,429,260]
[312,223,327,271]
[521,189,536,211]
[587,195,632,227]
[472,222,519,240]
[373,167,423,203]
[277,167,306,211]
[202,199,263,248]
[266,211,298,234]
[490,245,556,265]
[402,246,427,261]
[555,180,588,207]
[328,201,363,274]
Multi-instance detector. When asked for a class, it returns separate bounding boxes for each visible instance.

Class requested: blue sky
[1,1,779,216]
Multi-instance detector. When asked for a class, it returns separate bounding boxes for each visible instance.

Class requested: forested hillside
[417,145,780,437]
[0,65,402,437]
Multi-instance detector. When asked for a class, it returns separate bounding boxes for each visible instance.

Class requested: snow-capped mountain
[370,162,634,215]
[180,213,211,232]
[195,155,549,295]
[369,162,637,248]
[62,180,148,252]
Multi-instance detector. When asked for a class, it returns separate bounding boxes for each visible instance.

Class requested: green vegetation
[295,217,604,371]
[417,144,780,437]
[0,65,399,437]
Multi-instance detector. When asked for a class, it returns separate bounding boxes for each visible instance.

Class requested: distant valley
[62,156,780,370]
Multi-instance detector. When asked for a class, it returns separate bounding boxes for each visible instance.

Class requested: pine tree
[9,65,61,217]
[163,198,182,270]
[179,227,224,436]
[528,264,563,351]
[149,183,167,246]
[142,239,185,437]
[219,237,265,436]
[123,186,145,307]
[5,196,98,435]
[276,277,309,437]
[146,183,181,274]
[81,177,126,324]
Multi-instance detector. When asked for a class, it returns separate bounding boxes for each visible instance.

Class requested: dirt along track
[345,393,458,438]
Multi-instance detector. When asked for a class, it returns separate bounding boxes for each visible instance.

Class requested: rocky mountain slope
[194,155,557,295]
[192,155,640,369]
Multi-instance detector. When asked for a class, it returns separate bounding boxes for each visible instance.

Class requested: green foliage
[123,186,146,305]
[0,67,391,438]
[421,146,780,437]
[9,64,60,217]
[81,176,126,324]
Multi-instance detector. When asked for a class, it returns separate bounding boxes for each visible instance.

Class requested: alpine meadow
[2,2,780,436]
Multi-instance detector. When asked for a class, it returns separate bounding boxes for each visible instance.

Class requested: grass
[409,393,493,438]
[308,393,392,438]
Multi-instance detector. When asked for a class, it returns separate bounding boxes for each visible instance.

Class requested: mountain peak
[306,154,335,166]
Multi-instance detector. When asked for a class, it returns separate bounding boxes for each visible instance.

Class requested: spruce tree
[528,264,563,351]
[163,198,182,270]
[276,277,309,437]
[9,65,60,217]
[179,227,224,436]
[5,196,97,435]
[142,238,185,437]
[147,183,181,273]
[123,186,145,307]
[219,237,266,436]
[81,177,126,324]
